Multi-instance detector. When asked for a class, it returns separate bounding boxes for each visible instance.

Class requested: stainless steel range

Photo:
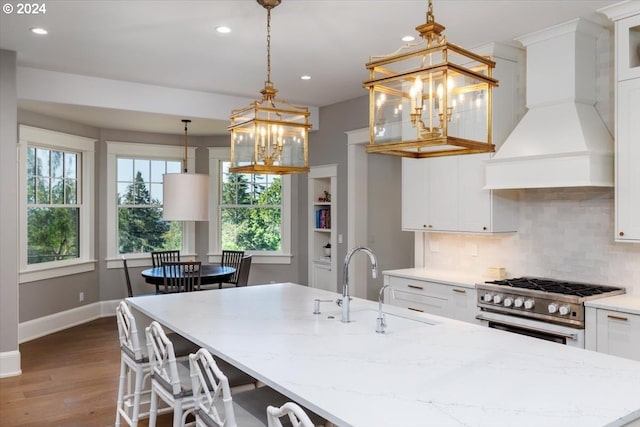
[476,277,625,347]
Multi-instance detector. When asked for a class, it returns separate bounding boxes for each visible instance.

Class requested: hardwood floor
[0,317,176,426]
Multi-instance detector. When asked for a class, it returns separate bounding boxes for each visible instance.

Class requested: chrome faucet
[341,246,378,323]
[376,284,392,333]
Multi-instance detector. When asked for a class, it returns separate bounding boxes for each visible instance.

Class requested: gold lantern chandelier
[228,0,311,175]
[363,0,499,158]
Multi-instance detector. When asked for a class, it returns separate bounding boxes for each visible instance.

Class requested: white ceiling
[0,0,618,135]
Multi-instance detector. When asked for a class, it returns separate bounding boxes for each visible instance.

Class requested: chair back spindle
[162,261,202,293]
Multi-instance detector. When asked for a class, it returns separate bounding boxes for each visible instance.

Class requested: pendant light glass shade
[228,0,311,175]
[363,0,498,158]
[163,120,209,221]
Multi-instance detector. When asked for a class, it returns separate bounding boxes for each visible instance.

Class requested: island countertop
[127,282,640,427]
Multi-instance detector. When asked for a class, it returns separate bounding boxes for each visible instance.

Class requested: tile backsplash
[423,188,640,295]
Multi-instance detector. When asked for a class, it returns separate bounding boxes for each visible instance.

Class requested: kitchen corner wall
[422,187,640,295]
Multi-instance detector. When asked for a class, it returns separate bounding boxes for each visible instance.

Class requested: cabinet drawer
[387,276,450,299]
[390,288,448,316]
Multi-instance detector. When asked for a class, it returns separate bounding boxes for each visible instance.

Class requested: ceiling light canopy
[163,119,209,221]
[228,0,311,175]
[363,0,498,158]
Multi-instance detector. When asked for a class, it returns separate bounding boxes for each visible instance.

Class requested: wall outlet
[79,292,84,302]
[429,240,440,253]
[338,234,343,244]
[468,243,479,257]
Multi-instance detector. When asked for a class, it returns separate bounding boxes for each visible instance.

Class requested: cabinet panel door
[427,157,458,230]
[458,154,491,232]
[311,263,335,292]
[616,78,640,241]
[596,309,640,361]
[450,287,480,324]
[402,158,429,230]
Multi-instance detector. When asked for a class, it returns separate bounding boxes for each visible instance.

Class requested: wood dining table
[140,264,236,288]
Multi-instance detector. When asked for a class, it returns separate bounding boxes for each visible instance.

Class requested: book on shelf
[315,207,331,229]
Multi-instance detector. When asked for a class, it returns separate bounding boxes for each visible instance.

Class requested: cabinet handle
[619,231,625,237]
[607,315,628,322]
[423,224,427,228]
[482,226,487,231]
[452,288,466,294]
[408,307,424,313]
[428,224,433,228]
[407,284,424,290]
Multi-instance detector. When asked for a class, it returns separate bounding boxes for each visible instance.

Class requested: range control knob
[558,305,571,316]
[548,303,559,314]
[493,294,503,304]
[524,299,535,310]
[483,293,493,302]
[503,297,513,307]
[514,298,524,308]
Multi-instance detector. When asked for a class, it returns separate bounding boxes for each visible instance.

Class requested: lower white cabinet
[384,274,479,324]
[311,261,334,292]
[586,304,640,361]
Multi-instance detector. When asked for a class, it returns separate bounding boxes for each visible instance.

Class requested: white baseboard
[0,299,121,378]
[19,299,121,344]
[0,350,22,378]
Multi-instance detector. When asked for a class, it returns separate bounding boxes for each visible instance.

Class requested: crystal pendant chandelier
[163,119,209,221]
[228,0,311,175]
[363,0,499,158]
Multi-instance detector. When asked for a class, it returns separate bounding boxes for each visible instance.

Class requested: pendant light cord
[182,119,191,173]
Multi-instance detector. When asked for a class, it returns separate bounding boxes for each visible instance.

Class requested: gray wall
[8,83,413,327]
[0,49,19,352]
[303,95,414,298]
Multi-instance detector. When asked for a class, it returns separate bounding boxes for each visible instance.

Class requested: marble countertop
[382,267,488,288]
[128,283,640,427]
[585,294,640,315]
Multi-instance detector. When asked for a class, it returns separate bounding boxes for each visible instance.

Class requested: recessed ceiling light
[216,26,231,34]
[30,27,48,35]
[301,75,311,80]
[401,35,415,42]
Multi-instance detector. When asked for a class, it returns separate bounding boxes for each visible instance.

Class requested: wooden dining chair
[151,250,180,268]
[236,255,252,287]
[161,261,202,293]
[122,255,134,298]
[219,250,244,288]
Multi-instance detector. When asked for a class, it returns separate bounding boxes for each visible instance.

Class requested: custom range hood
[485,19,613,190]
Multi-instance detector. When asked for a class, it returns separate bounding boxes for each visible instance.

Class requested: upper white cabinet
[402,155,517,233]
[401,43,522,234]
[601,3,640,242]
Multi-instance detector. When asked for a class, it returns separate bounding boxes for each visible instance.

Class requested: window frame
[106,141,198,269]
[18,125,96,283]
[208,147,292,265]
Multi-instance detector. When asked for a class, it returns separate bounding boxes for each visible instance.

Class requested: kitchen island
[127,282,640,427]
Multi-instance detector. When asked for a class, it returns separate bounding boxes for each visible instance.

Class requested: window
[209,148,291,264]
[18,125,96,282]
[116,157,182,253]
[106,142,198,268]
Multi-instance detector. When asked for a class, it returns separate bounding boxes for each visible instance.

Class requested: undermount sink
[320,308,440,331]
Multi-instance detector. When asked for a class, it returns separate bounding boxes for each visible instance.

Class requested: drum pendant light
[163,119,209,221]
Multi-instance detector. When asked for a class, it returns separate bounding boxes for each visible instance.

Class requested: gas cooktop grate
[484,277,623,297]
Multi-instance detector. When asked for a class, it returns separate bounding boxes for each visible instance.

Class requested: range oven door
[476,311,585,348]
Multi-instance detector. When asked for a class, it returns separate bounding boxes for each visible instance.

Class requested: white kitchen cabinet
[586,302,640,362]
[615,78,640,241]
[308,165,337,292]
[384,273,479,324]
[402,155,517,233]
[601,4,640,242]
